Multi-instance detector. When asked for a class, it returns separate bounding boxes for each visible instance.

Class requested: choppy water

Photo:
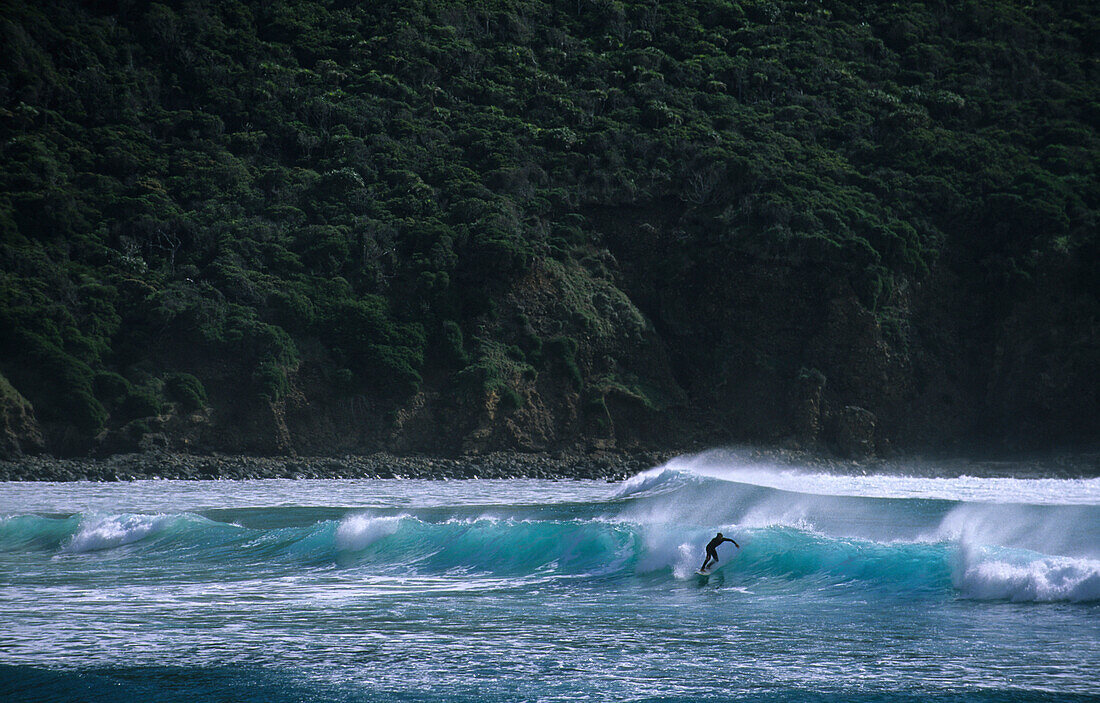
[2,451,1098,702]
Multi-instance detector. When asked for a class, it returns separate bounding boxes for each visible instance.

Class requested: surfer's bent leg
[702,548,719,570]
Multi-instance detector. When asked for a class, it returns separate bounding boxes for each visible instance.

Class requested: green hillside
[1,0,1096,457]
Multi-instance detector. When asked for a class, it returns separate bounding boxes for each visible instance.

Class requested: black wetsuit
[701,536,737,570]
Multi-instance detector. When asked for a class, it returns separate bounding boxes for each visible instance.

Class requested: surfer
[700,532,739,572]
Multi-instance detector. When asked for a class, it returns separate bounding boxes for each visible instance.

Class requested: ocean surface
[2,450,1099,702]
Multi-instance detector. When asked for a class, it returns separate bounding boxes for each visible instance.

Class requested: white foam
[955,546,1100,602]
[631,450,1100,505]
[334,514,406,552]
[64,513,173,553]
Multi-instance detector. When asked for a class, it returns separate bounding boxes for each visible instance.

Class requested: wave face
[3,453,1100,703]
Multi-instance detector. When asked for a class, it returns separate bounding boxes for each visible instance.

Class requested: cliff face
[10,245,1091,460]
[0,373,43,457]
[127,257,686,457]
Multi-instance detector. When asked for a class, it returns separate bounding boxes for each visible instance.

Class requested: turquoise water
[2,452,1099,702]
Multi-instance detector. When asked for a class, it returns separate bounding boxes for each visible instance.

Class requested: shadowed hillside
[0,0,1096,458]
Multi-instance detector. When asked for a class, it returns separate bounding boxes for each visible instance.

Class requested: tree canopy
[1,0,1096,455]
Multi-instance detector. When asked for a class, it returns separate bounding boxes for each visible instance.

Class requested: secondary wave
[954,544,1100,603]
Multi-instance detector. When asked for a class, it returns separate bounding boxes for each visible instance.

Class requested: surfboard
[696,568,711,576]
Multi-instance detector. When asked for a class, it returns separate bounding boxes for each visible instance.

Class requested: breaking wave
[4,451,1098,603]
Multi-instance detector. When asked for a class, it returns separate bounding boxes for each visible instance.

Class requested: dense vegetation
[1,0,1096,456]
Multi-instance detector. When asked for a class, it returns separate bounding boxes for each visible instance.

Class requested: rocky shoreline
[0,449,685,482]
[2,445,1096,482]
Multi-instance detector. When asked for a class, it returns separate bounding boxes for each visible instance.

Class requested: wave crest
[65,514,179,553]
[335,514,405,552]
[613,467,694,498]
[619,449,1100,505]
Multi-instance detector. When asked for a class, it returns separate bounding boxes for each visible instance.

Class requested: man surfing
[699,532,739,573]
